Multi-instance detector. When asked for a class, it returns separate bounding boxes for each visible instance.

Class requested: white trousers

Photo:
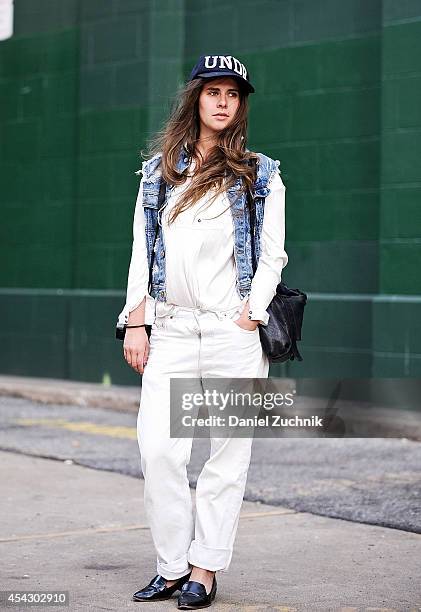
[137,301,269,579]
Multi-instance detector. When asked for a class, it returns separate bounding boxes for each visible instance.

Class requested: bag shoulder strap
[246,158,258,274]
[147,177,167,294]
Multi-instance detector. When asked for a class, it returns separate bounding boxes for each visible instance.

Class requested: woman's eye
[208,91,238,97]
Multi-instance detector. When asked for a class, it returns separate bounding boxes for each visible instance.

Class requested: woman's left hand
[233,317,259,331]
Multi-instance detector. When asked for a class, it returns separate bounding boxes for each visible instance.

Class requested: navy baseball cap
[188,54,255,94]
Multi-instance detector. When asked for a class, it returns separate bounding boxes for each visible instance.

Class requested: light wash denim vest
[140,147,280,302]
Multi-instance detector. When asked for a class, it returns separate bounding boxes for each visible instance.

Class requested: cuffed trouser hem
[187,540,233,573]
[156,554,192,580]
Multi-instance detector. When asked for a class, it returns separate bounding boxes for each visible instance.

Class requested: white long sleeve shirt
[117,163,288,327]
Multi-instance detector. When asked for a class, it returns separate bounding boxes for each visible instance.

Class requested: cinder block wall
[0,0,420,386]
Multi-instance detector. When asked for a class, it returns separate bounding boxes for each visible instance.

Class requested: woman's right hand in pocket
[123,328,150,374]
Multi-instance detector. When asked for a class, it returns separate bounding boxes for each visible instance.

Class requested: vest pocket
[142,191,160,209]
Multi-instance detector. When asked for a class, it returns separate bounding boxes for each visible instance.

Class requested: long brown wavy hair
[139,77,258,224]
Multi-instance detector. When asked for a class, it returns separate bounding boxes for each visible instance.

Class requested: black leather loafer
[177,576,217,609]
[133,572,191,602]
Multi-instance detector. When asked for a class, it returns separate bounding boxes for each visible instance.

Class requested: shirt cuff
[117,294,155,327]
[247,306,269,326]
[117,306,130,326]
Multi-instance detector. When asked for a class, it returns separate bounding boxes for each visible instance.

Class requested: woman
[117,54,288,609]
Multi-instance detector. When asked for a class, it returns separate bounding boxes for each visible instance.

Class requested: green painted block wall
[1,0,420,386]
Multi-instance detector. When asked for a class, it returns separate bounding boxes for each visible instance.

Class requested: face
[198,77,241,136]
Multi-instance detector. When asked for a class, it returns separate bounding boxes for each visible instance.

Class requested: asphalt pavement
[0,395,420,533]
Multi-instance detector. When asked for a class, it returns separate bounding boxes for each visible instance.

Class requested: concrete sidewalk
[1,450,419,611]
[0,374,142,412]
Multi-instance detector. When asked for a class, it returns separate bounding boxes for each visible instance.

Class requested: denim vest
[140,147,280,302]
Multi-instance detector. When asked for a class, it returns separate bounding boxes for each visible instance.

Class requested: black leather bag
[115,178,167,341]
[246,175,307,362]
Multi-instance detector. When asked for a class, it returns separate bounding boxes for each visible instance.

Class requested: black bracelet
[125,324,146,329]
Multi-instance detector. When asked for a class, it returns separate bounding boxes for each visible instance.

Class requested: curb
[0,375,420,440]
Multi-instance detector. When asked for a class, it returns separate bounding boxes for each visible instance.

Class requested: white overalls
[118,162,288,578]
